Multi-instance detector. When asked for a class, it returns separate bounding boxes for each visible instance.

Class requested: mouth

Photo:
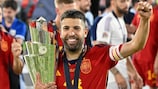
[67,38,78,44]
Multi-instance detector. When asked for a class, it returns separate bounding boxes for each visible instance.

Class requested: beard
[63,35,84,52]
[117,6,128,15]
[80,6,90,13]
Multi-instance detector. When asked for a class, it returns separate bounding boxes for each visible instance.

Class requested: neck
[113,9,123,17]
[5,21,12,28]
[5,18,14,27]
[65,47,84,61]
[105,7,113,13]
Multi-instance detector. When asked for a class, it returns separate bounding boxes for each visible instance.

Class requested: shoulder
[87,44,111,56]
[14,18,27,27]
[98,13,113,27]
[85,44,118,69]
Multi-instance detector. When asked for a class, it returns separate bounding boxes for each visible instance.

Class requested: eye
[120,0,125,3]
[63,26,69,31]
[74,26,81,31]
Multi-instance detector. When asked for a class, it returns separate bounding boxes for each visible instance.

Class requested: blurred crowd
[0,0,158,89]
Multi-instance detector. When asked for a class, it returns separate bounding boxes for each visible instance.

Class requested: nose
[69,31,75,36]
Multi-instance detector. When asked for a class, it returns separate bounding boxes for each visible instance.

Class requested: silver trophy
[24,17,56,85]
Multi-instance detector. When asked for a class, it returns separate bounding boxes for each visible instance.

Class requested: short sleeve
[109,44,124,61]
[96,16,112,43]
[15,22,27,40]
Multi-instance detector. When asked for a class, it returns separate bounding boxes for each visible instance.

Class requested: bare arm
[126,57,137,75]
[126,57,143,89]
[35,73,57,89]
[120,1,152,58]
[11,39,23,74]
[111,67,127,89]
[16,38,23,45]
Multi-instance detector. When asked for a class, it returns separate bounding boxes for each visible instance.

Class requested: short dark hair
[106,0,111,8]
[3,0,18,11]
[61,9,86,24]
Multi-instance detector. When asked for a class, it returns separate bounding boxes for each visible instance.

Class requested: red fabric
[29,21,36,27]
[56,45,117,89]
[47,22,63,46]
[131,13,140,28]
[132,6,158,87]
[21,0,38,18]
[27,5,36,18]
[0,31,13,89]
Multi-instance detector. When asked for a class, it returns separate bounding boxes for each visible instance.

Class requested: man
[80,0,94,26]
[91,0,113,46]
[131,0,158,88]
[2,0,27,44]
[96,0,143,88]
[29,0,78,48]
[35,1,152,88]
[76,0,93,26]
[0,5,23,89]
[2,1,27,89]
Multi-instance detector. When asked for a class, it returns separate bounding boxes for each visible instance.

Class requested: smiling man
[35,1,152,88]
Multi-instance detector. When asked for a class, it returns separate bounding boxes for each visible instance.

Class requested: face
[115,0,130,14]
[79,0,91,13]
[60,18,87,52]
[3,7,17,23]
[57,3,78,17]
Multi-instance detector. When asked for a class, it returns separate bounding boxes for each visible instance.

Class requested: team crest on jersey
[80,58,92,74]
[0,39,8,52]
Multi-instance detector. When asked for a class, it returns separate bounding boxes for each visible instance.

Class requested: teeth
[68,39,76,41]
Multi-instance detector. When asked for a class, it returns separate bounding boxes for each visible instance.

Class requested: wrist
[14,55,20,60]
[140,17,150,22]
[112,69,120,75]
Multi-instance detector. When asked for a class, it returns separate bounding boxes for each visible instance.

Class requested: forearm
[11,38,23,74]
[13,56,24,74]
[111,67,120,75]
[126,57,137,74]
[132,18,150,49]
[120,18,150,58]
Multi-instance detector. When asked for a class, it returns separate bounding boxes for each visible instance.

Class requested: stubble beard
[63,36,84,53]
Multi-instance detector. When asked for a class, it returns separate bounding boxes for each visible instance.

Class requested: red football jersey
[0,31,13,89]
[132,6,158,87]
[56,45,117,89]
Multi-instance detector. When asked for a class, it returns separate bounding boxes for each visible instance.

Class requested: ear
[84,28,88,38]
[55,8,60,15]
